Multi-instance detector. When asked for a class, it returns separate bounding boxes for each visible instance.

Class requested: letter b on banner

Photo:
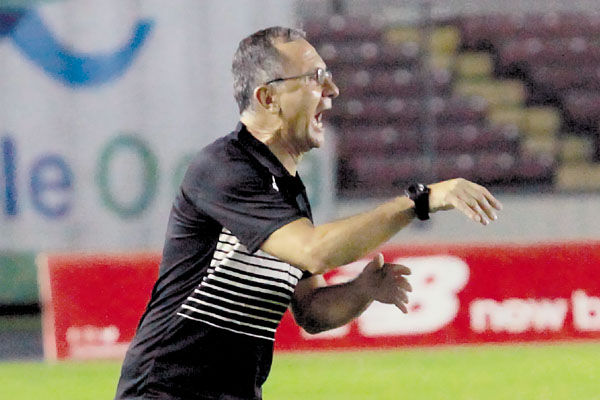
[358,256,469,336]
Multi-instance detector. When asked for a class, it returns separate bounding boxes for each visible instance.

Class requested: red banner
[37,253,159,360]
[275,241,600,350]
[38,242,600,360]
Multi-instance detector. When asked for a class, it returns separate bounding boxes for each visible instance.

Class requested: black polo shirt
[115,123,312,400]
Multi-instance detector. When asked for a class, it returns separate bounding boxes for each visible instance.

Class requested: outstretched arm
[290,254,412,334]
[262,178,503,275]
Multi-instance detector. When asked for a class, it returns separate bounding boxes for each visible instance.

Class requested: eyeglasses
[265,68,332,86]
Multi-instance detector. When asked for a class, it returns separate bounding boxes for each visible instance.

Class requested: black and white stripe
[177,228,303,341]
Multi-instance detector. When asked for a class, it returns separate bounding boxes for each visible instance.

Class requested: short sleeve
[182,146,305,254]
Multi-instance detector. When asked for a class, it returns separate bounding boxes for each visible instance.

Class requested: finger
[394,299,408,314]
[387,263,411,275]
[459,193,492,226]
[478,185,503,211]
[465,188,497,222]
[375,253,384,268]
[393,277,412,292]
[454,197,484,224]
[397,290,409,304]
[364,253,385,272]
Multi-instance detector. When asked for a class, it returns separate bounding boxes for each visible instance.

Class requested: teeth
[314,112,324,129]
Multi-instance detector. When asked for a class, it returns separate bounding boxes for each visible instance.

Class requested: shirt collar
[235,122,292,179]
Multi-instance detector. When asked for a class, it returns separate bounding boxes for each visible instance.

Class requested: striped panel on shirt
[177,228,304,341]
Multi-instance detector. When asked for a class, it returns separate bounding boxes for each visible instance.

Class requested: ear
[254,85,280,114]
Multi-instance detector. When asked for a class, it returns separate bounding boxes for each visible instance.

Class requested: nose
[323,77,339,99]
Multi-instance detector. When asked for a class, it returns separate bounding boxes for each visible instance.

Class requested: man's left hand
[358,253,412,313]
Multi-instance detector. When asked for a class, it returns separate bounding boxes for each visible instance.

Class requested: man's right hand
[428,178,503,226]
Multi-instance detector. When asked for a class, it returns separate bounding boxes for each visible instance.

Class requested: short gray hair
[232,26,306,113]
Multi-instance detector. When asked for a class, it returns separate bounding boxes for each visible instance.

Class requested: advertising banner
[0,0,310,252]
[37,253,159,360]
[275,241,600,350]
[38,241,600,360]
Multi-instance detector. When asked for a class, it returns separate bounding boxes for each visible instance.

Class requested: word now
[470,290,600,333]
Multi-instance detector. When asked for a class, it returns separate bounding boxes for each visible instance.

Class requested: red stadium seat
[499,38,600,70]
[318,41,420,70]
[347,155,430,193]
[515,151,556,183]
[460,13,600,50]
[435,124,520,154]
[476,152,519,182]
[433,154,477,182]
[329,97,421,126]
[336,68,452,98]
[431,96,488,125]
[459,14,526,49]
[564,91,600,126]
[337,125,420,156]
[304,15,383,44]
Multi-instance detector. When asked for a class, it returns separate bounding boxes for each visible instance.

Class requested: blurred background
[1,0,600,383]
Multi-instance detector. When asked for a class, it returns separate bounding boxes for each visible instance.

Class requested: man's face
[271,39,339,153]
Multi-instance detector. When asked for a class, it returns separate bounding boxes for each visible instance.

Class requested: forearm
[264,178,503,275]
[292,277,372,334]
[307,196,415,272]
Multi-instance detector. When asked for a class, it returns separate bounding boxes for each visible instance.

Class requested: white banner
[0,0,339,251]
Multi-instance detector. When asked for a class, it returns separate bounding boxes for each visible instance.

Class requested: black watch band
[405,183,430,221]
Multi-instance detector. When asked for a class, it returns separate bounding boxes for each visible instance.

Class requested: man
[115,26,502,400]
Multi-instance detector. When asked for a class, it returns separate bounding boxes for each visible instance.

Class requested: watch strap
[405,183,430,221]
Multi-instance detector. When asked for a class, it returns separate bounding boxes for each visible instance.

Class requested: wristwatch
[405,183,430,221]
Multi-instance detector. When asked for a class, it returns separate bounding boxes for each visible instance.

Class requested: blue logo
[0,7,154,87]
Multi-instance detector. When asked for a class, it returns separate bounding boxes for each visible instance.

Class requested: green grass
[1,342,599,399]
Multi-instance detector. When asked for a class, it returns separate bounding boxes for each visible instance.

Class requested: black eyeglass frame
[265,68,332,86]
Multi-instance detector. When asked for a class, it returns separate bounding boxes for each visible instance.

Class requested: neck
[240,111,301,176]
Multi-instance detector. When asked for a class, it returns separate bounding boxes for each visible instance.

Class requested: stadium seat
[304,15,382,43]
[433,154,478,182]
[351,69,420,97]
[429,53,455,71]
[521,136,559,159]
[499,38,600,70]
[476,152,519,183]
[460,13,600,50]
[564,91,600,128]
[430,26,461,55]
[515,151,556,184]
[559,134,595,163]
[459,14,526,49]
[533,13,600,39]
[431,96,488,125]
[454,79,526,107]
[318,42,421,70]
[384,26,420,45]
[523,107,561,137]
[338,68,452,98]
[317,42,381,68]
[556,162,600,191]
[532,66,600,92]
[454,52,494,80]
[487,106,527,132]
[328,97,421,126]
[336,125,420,155]
[435,124,520,154]
[384,25,460,56]
[346,155,430,194]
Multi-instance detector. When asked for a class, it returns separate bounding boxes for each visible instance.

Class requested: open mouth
[313,112,323,129]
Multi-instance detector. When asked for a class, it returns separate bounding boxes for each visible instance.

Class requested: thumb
[364,253,384,273]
